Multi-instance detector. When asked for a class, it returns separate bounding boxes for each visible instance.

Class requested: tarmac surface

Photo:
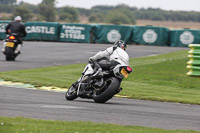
[0,41,187,71]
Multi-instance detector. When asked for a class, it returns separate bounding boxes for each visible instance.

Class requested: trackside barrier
[169,29,200,47]
[93,24,132,44]
[1,20,200,47]
[132,26,169,46]
[187,44,200,76]
[59,23,93,43]
[0,21,11,40]
[24,22,60,41]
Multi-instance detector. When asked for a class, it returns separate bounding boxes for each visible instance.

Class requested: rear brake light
[9,36,15,40]
[127,66,132,72]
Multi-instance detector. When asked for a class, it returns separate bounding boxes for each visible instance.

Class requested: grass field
[0,117,198,133]
[0,50,199,105]
[136,20,200,29]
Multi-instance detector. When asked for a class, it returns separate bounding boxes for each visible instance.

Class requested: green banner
[24,22,60,41]
[169,29,200,47]
[0,21,11,40]
[132,26,169,46]
[59,23,92,43]
[93,24,132,44]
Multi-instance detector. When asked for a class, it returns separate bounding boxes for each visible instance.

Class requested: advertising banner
[24,22,60,41]
[59,23,92,43]
[93,24,132,44]
[132,26,169,46]
[169,29,200,47]
[0,21,11,40]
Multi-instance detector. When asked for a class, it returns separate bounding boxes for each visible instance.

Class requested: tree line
[0,0,200,25]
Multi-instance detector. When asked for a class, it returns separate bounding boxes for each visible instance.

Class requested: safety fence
[24,22,60,41]
[132,26,169,46]
[187,44,200,76]
[1,21,200,47]
[93,24,132,44]
[59,23,93,43]
[169,30,200,47]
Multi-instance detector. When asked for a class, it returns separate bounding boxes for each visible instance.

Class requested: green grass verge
[0,117,198,133]
[0,50,199,104]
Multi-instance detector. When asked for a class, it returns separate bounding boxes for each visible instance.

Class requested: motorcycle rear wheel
[65,84,78,101]
[93,77,120,103]
[5,47,14,61]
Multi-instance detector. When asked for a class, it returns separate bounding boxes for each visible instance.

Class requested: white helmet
[14,16,22,22]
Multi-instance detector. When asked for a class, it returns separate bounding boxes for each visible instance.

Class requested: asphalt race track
[0,41,200,131]
[0,41,187,71]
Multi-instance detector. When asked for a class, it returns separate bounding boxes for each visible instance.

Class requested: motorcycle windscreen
[121,68,128,78]
[6,42,14,47]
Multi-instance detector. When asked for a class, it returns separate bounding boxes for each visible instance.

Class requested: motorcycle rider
[2,16,27,55]
[69,40,130,98]
[89,40,129,78]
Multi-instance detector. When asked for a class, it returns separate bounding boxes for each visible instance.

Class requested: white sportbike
[65,61,132,103]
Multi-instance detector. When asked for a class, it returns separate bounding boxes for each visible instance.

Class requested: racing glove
[89,57,95,63]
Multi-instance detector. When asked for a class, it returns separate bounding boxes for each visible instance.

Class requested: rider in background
[2,16,27,55]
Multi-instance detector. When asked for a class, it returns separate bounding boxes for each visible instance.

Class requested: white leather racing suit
[91,46,129,66]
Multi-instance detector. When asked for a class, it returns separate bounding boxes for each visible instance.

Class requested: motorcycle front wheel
[93,77,120,103]
[65,83,78,101]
